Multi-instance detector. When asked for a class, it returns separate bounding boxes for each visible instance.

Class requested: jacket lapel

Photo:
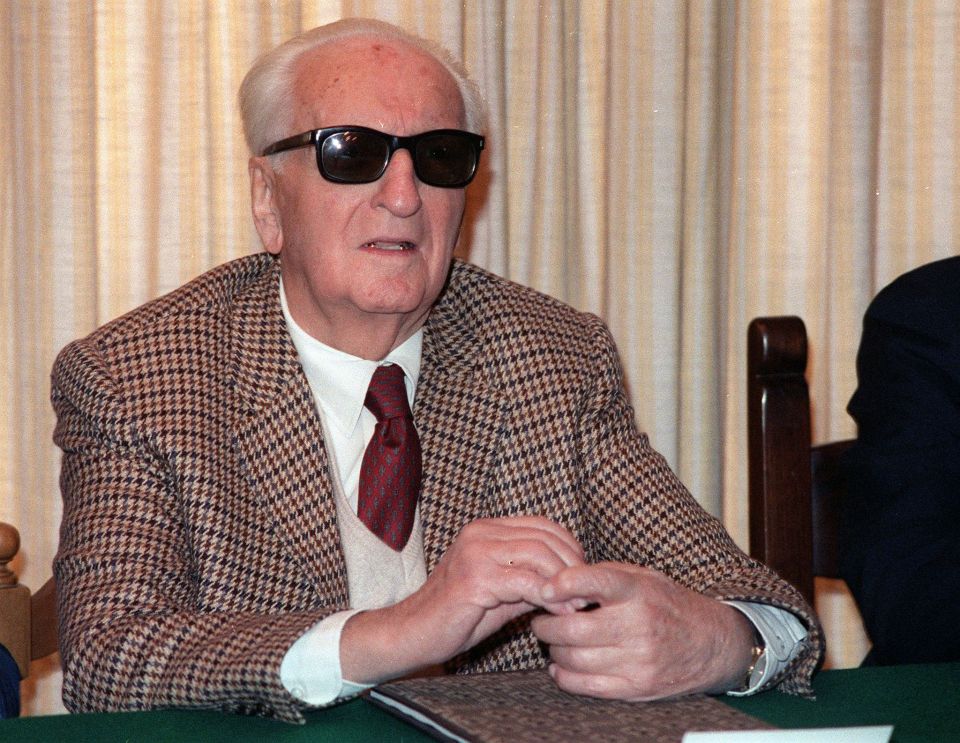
[228,261,349,608]
[416,264,507,571]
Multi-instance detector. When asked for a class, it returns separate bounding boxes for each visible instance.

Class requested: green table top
[2,662,957,742]
[725,661,959,743]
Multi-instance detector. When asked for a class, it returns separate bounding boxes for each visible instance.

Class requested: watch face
[749,646,768,686]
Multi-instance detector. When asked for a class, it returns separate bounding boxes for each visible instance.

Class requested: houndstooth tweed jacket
[52,253,823,723]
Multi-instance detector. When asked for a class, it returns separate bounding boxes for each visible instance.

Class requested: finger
[539,562,642,605]
[486,537,581,580]
[540,598,591,615]
[545,641,611,673]
[530,606,611,648]
[548,663,645,700]
[459,525,584,573]
[487,517,585,565]
[441,521,588,610]
[487,565,558,608]
[488,566,600,617]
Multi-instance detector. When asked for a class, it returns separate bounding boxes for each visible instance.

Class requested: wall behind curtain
[2,0,958,715]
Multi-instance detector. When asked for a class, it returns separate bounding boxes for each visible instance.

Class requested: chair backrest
[746,316,853,605]
[0,521,58,679]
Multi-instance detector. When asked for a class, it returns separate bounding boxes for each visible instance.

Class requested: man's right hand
[339,516,584,684]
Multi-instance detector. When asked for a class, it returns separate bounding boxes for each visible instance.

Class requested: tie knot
[365,364,412,422]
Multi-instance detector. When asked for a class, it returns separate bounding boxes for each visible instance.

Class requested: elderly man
[51,19,821,723]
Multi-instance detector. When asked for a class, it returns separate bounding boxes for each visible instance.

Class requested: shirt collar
[279,279,423,436]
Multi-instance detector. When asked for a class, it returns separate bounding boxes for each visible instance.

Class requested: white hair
[239,17,487,157]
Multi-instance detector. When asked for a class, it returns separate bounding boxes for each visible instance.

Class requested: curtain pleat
[3,0,958,715]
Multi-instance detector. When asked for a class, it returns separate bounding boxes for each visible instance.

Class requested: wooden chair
[746,316,853,605]
[0,521,58,680]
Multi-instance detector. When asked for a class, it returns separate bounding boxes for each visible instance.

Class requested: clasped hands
[340,516,755,699]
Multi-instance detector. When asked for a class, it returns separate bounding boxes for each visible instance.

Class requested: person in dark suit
[51,19,821,722]
[842,255,960,665]
[0,646,18,719]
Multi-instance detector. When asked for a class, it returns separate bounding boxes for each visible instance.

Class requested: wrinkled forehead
[290,36,466,131]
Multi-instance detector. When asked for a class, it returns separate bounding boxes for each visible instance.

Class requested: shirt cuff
[280,608,373,705]
[722,601,808,696]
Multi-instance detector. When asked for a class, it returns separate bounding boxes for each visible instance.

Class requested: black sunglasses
[262,126,485,188]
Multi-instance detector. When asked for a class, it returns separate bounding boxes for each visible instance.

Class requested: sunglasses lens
[320,131,389,183]
[414,133,478,187]
[316,129,480,187]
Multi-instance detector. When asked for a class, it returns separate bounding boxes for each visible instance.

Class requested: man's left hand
[530,562,756,699]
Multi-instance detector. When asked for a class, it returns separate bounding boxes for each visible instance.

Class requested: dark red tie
[358,364,422,551]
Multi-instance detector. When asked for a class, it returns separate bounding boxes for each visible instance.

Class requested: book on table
[366,669,774,743]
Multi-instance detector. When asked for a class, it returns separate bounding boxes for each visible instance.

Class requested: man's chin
[355,281,436,317]
[359,299,430,321]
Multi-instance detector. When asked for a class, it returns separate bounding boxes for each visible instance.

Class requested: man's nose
[373,149,422,217]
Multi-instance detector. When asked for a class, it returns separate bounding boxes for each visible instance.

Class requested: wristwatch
[740,634,767,692]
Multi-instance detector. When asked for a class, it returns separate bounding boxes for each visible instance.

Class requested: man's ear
[249,157,283,255]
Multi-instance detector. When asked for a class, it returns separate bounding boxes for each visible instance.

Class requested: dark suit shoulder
[867,256,960,338]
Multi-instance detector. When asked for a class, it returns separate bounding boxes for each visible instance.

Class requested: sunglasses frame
[261,125,485,188]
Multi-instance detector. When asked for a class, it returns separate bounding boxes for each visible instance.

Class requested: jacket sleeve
[575,316,824,695]
[51,337,337,723]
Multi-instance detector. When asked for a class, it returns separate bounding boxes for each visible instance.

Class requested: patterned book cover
[367,669,775,742]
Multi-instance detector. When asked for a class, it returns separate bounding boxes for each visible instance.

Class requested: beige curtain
[3,0,958,716]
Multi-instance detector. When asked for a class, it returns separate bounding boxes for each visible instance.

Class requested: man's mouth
[363,241,416,251]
